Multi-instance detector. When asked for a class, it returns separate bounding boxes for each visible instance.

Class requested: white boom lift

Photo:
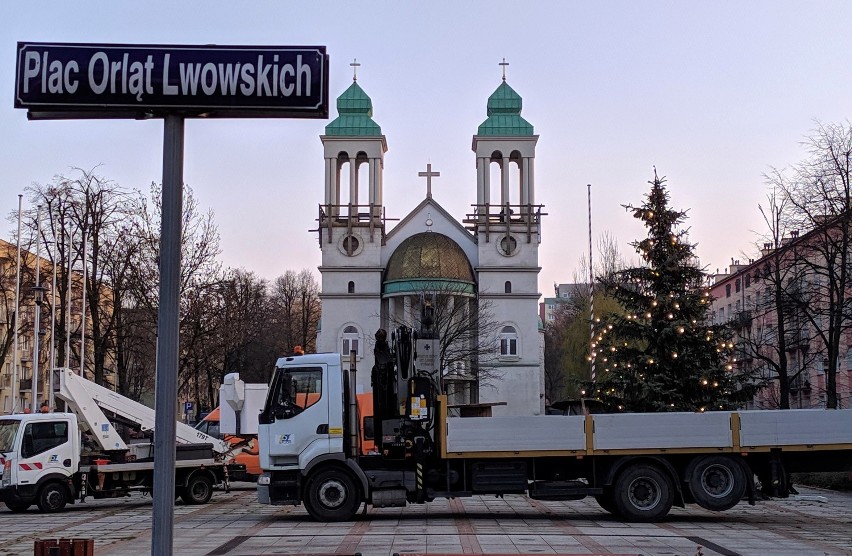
[54,368,230,455]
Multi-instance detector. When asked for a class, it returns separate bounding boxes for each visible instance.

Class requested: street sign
[184,402,193,413]
[15,42,329,119]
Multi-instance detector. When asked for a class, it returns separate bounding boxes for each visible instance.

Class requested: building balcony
[1,375,10,388]
[784,330,810,350]
[734,311,752,328]
[19,378,32,392]
[789,378,811,393]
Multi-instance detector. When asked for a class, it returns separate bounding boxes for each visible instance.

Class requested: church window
[499,325,519,357]
[348,281,355,294]
[341,325,361,358]
[341,234,361,256]
[499,235,517,256]
[504,281,512,293]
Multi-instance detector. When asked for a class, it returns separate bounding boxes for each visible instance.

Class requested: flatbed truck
[0,368,241,512]
[256,340,852,522]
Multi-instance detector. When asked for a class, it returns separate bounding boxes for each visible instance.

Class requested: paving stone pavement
[0,484,850,555]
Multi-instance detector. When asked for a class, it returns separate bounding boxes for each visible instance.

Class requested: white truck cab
[0,413,80,512]
[257,354,347,505]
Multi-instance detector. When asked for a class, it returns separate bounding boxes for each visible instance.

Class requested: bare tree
[383,283,502,400]
[128,182,223,408]
[270,269,321,358]
[772,121,852,408]
[214,268,278,385]
[0,236,37,402]
[732,190,821,408]
[295,269,321,352]
[28,169,137,386]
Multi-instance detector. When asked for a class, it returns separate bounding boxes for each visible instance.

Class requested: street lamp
[32,283,48,411]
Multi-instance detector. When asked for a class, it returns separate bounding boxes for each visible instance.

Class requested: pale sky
[3,2,852,296]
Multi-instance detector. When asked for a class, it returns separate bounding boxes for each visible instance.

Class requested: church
[314,67,546,416]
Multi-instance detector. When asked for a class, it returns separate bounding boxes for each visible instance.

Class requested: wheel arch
[36,472,75,500]
[684,453,751,511]
[303,455,368,500]
[177,467,217,489]
[604,456,685,508]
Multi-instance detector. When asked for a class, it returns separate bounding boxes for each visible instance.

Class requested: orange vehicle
[195,408,262,479]
[198,391,375,481]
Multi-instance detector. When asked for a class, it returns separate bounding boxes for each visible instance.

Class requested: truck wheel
[180,474,213,505]
[688,455,746,511]
[613,464,673,522]
[594,489,619,516]
[37,482,68,513]
[304,468,362,522]
[4,501,31,513]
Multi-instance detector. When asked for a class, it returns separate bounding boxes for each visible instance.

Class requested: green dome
[325,82,382,136]
[384,233,475,296]
[477,81,534,136]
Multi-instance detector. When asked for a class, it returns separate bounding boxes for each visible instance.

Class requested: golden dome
[384,233,475,294]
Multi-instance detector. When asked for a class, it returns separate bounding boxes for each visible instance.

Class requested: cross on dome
[418,163,440,198]
[350,58,361,81]
[499,58,509,81]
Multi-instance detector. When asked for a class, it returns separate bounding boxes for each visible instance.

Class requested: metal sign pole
[151,113,184,555]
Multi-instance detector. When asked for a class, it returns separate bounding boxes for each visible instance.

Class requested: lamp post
[32,284,48,410]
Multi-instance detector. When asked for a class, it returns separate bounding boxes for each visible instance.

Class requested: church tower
[316,75,388,391]
[468,73,545,414]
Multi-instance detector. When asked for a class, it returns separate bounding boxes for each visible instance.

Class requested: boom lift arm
[53,368,230,454]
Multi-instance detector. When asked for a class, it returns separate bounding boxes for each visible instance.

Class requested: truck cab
[0,413,81,512]
[257,354,345,476]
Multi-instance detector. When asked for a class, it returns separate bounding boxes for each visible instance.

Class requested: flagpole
[12,194,23,412]
[588,184,595,384]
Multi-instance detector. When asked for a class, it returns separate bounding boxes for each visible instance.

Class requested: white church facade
[315,70,546,416]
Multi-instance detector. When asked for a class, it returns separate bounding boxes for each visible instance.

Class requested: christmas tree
[588,172,760,412]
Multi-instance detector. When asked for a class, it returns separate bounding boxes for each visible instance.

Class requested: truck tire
[36,482,69,513]
[180,474,213,505]
[613,463,673,522]
[594,489,619,516]
[304,468,362,522]
[687,455,746,511]
[4,501,31,513]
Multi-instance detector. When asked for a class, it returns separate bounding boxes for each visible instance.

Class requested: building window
[341,325,360,358]
[347,281,355,294]
[725,284,731,298]
[499,326,519,357]
[504,281,512,294]
[735,279,741,293]
[719,307,724,320]
[745,274,751,288]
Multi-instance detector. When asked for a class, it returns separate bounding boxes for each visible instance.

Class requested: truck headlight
[257,474,271,486]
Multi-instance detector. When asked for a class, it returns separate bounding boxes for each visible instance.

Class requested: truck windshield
[266,366,323,419]
[0,419,20,454]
